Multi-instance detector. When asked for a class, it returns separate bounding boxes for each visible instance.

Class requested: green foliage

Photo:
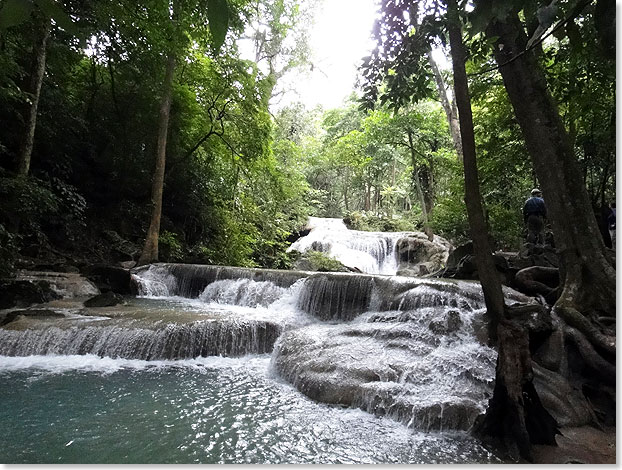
[207,0,230,52]
[298,250,347,272]
[159,231,184,262]
[343,211,415,232]
[0,223,19,277]
[0,175,59,225]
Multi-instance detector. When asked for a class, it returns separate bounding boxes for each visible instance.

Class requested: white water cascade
[0,263,533,434]
[287,217,411,275]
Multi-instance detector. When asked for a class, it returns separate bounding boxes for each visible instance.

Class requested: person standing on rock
[523,188,547,245]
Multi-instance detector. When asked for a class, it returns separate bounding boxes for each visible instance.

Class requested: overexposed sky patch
[274,0,379,111]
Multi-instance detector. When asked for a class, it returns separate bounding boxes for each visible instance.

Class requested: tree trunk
[427,50,463,161]
[408,130,432,239]
[446,0,505,334]
[486,13,616,321]
[447,1,558,461]
[16,15,51,177]
[137,52,176,266]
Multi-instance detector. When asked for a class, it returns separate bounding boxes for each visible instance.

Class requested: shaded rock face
[81,265,131,294]
[0,279,61,309]
[395,235,451,276]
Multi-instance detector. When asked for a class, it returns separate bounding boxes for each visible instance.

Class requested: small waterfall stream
[287,217,410,274]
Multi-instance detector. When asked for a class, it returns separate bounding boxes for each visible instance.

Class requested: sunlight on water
[0,355,502,464]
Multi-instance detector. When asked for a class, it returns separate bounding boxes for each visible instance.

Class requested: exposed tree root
[474,320,559,462]
[564,326,616,385]
[555,303,616,356]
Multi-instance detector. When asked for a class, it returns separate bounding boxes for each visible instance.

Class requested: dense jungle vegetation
[0,0,616,461]
[0,0,614,275]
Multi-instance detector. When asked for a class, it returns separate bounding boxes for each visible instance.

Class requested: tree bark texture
[447,2,559,460]
[427,51,463,161]
[486,13,616,321]
[137,52,176,266]
[476,321,559,462]
[446,0,505,333]
[17,15,51,177]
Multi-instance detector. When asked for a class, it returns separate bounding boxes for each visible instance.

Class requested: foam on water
[0,353,269,375]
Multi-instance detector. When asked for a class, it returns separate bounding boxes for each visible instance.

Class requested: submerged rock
[0,308,65,327]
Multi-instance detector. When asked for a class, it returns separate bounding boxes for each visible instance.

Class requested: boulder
[11,271,99,299]
[81,265,132,294]
[84,291,124,308]
[0,279,61,309]
[395,235,451,276]
[429,309,463,335]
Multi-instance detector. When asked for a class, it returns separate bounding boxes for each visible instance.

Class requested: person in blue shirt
[523,188,547,245]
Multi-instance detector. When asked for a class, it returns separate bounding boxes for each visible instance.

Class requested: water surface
[0,355,502,464]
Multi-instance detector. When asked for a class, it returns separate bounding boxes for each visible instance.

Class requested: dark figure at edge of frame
[608,201,616,249]
[523,188,547,245]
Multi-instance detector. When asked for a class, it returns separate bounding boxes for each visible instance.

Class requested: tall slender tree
[137,0,231,266]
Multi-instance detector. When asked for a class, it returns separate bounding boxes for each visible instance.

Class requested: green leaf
[0,0,34,29]
[207,0,229,53]
[36,0,78,34]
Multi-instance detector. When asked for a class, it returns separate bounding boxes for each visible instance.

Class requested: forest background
[0,0,615,276]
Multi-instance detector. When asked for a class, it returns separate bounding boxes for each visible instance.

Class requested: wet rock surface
[273,303,498,432]
[0,308,65,327]
[531,426,615,464]
[84,291,124,307]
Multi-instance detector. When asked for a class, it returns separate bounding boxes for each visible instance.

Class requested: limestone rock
[395,234,451,276]
[12,271,99,299]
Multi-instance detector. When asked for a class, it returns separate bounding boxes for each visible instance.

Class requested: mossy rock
[293,251,349,272]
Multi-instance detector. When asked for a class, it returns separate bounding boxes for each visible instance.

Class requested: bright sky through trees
[276,0,378,110]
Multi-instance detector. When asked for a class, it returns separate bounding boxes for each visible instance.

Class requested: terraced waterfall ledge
[0,261,532,435]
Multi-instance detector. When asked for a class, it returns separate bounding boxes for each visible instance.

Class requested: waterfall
[287,217,409,275]
[0,320,281,359]
[0,262,534,433]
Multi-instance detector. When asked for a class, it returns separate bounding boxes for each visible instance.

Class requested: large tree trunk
[16,15,51,177]
[446,0,505,334]
[486,12,616,331]
[137,52,176,266]
[447,1,558,461]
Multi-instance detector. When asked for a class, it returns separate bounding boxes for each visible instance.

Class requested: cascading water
[0,262,530,463]
[287,217,410,274]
